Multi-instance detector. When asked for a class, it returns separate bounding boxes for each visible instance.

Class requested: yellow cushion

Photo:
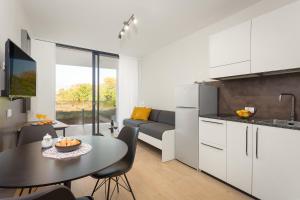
[131,107,152,121]
[131,107,144,119]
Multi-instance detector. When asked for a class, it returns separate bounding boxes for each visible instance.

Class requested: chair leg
[19,188,24,196]
[91,179,100,196]
[104,179,107,198]
[116,177,120,193]
[124,174,136,200]
[28,187,32,194]
[106,178,111,200]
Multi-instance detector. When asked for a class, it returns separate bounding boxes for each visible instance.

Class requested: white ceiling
[20,0,261,57]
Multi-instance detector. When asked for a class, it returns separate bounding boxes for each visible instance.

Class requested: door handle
[246,126,248,156]
[256,127,259,159]
[201,120,223,125]
[201,142,223,151]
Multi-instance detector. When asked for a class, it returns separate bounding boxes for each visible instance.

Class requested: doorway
[55,45,119,136]
[92,53,119,136]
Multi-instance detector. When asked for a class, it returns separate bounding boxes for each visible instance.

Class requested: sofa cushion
[132,107,152,121]
[131,107,144,119]
[139,122,175,140]
[157,111,175,126]
[123,119,153,127]
[149,109,161,122]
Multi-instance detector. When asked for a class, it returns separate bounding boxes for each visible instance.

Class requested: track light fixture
[118,14,138,39]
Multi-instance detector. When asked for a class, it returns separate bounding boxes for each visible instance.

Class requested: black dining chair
[90,126,139,200]
[2,185,93,200]
[18,125,58,146]
[17,125,58,196]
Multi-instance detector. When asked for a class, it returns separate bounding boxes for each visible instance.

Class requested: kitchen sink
[261,119,300,128]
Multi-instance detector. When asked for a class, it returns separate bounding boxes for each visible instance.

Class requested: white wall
[28,39,56,121]
[0,0,31,131]
[140,0,298,111]
[0,0,31,90]
[117,55,139,128]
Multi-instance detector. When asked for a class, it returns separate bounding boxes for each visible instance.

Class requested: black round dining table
[0,136,128,189]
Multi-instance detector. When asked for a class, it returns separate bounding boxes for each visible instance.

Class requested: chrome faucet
[279,93,296,121]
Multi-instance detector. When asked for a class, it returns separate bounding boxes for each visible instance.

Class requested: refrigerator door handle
[201,120,223,125]
[176,106,199,109]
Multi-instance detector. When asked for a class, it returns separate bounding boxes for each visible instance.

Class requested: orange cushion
[131,107,152,121]
[131,107,144,119]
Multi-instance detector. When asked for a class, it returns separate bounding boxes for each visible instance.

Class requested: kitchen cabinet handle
[246,126,248,156]
[256,127,259,159]
[201,142,223,151]
[201,120,223,125]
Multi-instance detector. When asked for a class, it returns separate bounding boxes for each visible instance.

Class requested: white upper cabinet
[252,125,300,200]
[209,21,251,78]
[252,1,300,73]
[227,122,253,194]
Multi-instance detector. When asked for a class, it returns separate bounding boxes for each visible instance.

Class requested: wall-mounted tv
[1,39,36,98]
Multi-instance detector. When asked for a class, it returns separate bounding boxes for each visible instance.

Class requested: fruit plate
[55,139,82,153]
[31,121,57,126]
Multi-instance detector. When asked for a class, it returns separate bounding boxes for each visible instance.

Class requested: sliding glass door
[55,44,118,136]
[92,53,118,135]
[56,47,93,136]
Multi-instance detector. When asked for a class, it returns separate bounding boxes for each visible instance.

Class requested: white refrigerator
[175,83,218,169]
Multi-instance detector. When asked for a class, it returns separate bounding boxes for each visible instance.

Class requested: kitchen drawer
[199,141,226,181]
[199,117,226,147]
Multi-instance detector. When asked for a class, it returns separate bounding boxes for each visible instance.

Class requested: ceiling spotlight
[118,14,138,39]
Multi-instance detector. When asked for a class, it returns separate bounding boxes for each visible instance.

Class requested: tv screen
[5,39,36,97]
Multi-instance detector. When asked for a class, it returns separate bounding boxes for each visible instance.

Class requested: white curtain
[28,40,56,121]
[117,55,139,129]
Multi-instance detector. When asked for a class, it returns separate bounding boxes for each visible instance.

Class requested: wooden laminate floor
[71,141,254,200]
[5,141,253,199]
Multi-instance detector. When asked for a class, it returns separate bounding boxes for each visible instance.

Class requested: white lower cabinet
[252,125,300,200]
[199,141,226,181]
[227,121,252,194]
[199,118,227,181]
[199,118,300,199]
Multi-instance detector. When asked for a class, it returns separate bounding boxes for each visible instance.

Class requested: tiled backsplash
[211,72,300,120]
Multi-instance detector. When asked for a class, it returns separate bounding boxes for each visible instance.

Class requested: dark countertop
[199,114,300,131]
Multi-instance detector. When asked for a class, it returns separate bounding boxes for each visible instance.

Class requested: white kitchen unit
[209,21,251,79]
[227,121,253,194]
[199,118,300,199]
[252,125,300,200]
[251,1,300,73]
[199,118,226,181]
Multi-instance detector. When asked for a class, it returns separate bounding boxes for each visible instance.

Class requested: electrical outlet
[6,109,12,118]
[2,62,5,71]
[245,107,255,113]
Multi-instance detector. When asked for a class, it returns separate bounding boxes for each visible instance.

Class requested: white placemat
[42,143,92,159]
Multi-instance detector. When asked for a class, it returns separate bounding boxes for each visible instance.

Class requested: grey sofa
[123,109,175,162]
[123,109,175,139]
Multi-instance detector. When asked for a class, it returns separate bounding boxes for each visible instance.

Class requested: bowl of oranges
[235,109,256,119]
[55,138,82,152]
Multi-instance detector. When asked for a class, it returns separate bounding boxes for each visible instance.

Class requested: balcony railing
[56,101,116,125]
